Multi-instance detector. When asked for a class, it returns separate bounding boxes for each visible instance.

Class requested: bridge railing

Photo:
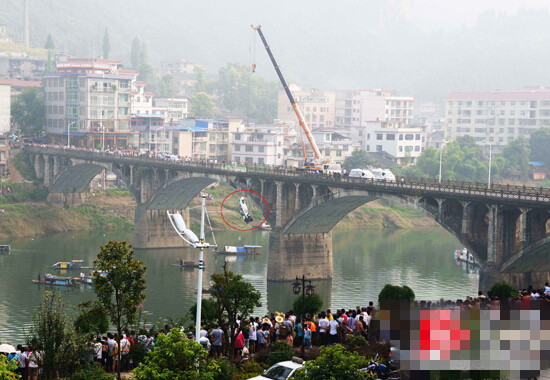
[23,144,550,205]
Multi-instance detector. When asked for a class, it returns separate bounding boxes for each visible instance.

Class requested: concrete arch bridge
[23,146,550,286]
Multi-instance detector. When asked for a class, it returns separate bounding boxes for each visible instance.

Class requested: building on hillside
[44,58,138,147]
[445,89,550,148]
[131,80,153,115]
[231,124,286,166]
[335,89,414,129]
[0,84,10,134]
[349,121,425,165]
[0,53,46,80]
[155,60,200,97]
[277,85,336,130]
[152,97,189,121]
[0,25,11,42]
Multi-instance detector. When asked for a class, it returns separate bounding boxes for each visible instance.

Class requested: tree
[27,290,80,379]
[190,92,216,119]
[158,74,175,97]
[138,42,154,85]
[94,241,147,380]
[131,37,141,70]
[102,29,110,59]
[74,301,109,339]
[343,149,373,171]
[44,34,54,50]
[529,128,550,164]
[292,293,323,317]
[11,87,45,136]
[188,298,219,328]
[378,284,415,308]
[133,329,220,379]
[289,344,369,380]
[210,262,261,360]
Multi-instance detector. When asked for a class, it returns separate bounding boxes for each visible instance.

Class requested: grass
[73,205,133,230]
[13,152,40,182]
[0,181,48,204]
[102,188,132,197]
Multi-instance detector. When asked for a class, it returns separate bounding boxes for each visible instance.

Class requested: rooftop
[447,91,550,101]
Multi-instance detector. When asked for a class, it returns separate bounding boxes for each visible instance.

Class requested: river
[0,227,478,344]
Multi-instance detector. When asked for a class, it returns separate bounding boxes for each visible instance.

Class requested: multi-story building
[44,58,138,147]
[0,84,10,134]
[311,129,361,165]
[232,124,286,166]
[152,97,189,121]
[131,80,153,115]
[445,89,550,147]
[0,53,46,80]
[277,85,336,130]
[155,60,200,97]
[349,121,425,165]
[335,89,414,129]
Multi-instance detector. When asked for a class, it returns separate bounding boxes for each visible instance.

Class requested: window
[386,134,395,140]
[234,145,240,151]
[404,134,414,140]
[415,146,420,152]
[376,134,383,140]
[415,134,420,140]
[258,146,264,153]
[376,145,382,152]
[258,158,264,165]
[399,134,403,140]
[336,150,342,157]
[245,146,253,152]
[234,133,241,140]
[405,146,413,152]
[399,146,403,152]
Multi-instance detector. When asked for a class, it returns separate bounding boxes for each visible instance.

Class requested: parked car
[349,168,375,180]
[249,357,304,380]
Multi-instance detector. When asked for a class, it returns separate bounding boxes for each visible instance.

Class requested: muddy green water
[0,227,478,344]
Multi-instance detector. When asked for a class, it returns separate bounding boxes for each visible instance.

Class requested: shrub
[267,340,294,366]
[71,363,114,380]
[252,348,269,365]
[0,355,19,380]
[128,341,148,368]
[235,360,268,380]
[345,334,368,348]
[489,281,519,302]
[302,346,321,361]
[213,358,236,380]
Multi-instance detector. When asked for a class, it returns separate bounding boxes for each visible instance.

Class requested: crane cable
[246,29,257,125]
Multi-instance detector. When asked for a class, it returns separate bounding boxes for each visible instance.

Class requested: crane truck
[251,25,342,175]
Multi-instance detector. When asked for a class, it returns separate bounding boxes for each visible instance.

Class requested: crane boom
[251,25,323,162]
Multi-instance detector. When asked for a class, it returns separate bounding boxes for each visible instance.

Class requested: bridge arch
[298,184,313,210]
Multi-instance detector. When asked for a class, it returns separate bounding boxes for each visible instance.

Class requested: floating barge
[52,260,92,269]
[33,274,78,287]
[216,245,262,255]
[171,261,199,268]
[0,245,10,254]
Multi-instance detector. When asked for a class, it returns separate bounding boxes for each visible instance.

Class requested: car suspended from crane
[251,25,342,174]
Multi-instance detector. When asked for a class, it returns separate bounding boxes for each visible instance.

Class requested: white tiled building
[445,89,550,147]
[231,124,285,166]
[0,84,10,134]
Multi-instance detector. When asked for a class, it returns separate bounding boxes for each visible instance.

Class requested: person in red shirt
[234,328,245,357]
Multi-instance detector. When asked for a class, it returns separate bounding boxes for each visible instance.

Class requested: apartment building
[351,121,425,165]
[232,124,285,166]
[335,90,414,128]
[44,58,138,147]
[445,90,550,147]
[152,97,189,121]
[311,129,361,165]
[277,85,336,130]
[131,81,153,115]
[0,84,9,134]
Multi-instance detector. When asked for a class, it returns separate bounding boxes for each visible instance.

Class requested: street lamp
[438,140,449,184]
[292,275,315,358]
[67,121,76,147]
[481,140,492,189]
[167,196,216,340]
[98,122,106,152]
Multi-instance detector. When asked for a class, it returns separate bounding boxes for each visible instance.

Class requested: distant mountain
[2,1,550,103]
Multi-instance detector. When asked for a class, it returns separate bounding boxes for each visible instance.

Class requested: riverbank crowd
[4,284,550,378]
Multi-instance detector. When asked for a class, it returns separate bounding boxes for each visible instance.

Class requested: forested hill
[3,1,550,102]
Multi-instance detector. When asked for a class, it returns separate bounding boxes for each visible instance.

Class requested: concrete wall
[47,192,87,208]
[133,206,189,249]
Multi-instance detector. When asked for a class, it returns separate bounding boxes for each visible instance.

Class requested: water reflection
[0,226,477,343]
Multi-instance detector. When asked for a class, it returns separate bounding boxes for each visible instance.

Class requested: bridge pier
[267,232,333,281]
[487,205,499,263]
[133,205,189,249]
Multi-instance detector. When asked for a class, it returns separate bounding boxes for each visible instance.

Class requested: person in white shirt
[94,338,103,363]
[328,318,339,344]
[248,317,257,353]
[120,334,130,372]
[318,313,329,346]
[200,328,208,339]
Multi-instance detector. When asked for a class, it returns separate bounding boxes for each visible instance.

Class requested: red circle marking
[220,189,269,231]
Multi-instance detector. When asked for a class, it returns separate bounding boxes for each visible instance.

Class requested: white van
[349,168,374,180]
[321,163,342,175]
[371,168,396,182]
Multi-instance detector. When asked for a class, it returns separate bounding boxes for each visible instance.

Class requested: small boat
[33,274,78,287]
[260,222,272,231]
[0,245,10,254]
[53,260,92,269]
[453,249,480,266]
[171,260,199,268]
[216,245,262,255]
